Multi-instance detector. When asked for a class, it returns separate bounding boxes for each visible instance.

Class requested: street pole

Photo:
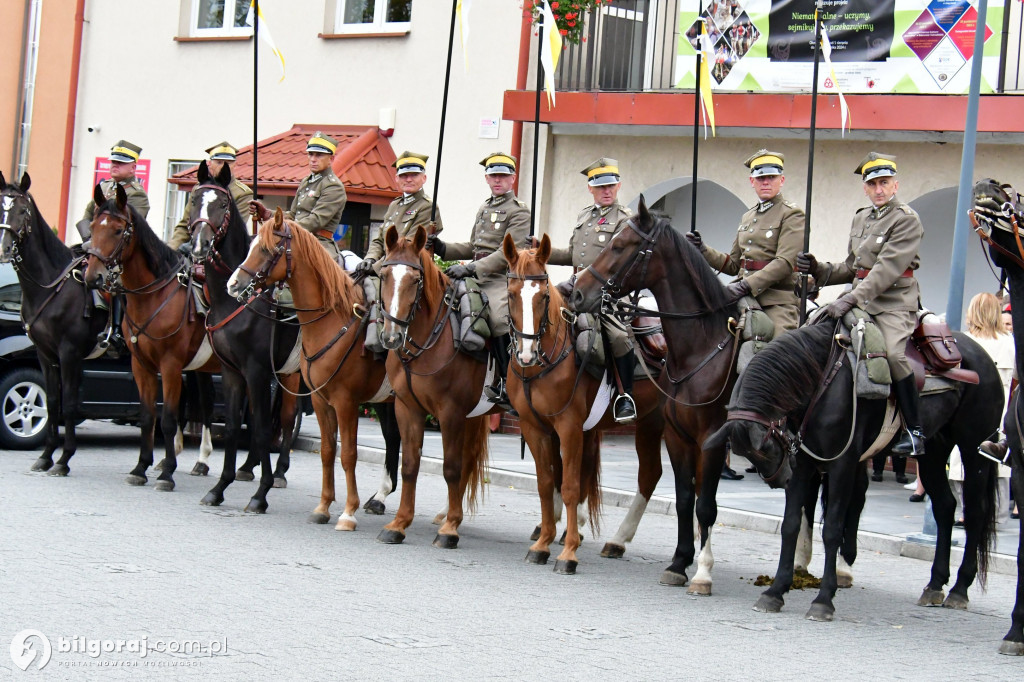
[799,1,823,325]
[689,1,703,234]
[252,0,259,235]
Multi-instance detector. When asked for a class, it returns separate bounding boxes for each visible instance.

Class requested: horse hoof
[244,498,268,514]
[687,580,712,596]
[836,573,854,589]
[916,587,945,607]
[48,463,70,477]
[272,477,287,489]
[308,512,330,525]
[377,528,406,544]
[432,533,459,549]
[190,462,209,476]
[600,543,625,559]
[658,570,688,587]
[125,475,147,486]
[553,559,578,575]
[335,518,357,531]
[805,604,835,622]
[200,491,223,506]
[942,593,969,610]
[529,525,542,542]
[525,550,550,565]
[154,480,175,492]
[753,593,784,613]
[999,639,1024,656]
[30,457,53,472]
[235,469,255,482]
[363,499,386,515]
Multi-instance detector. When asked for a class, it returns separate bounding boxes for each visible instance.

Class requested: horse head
[378,223,429,351]
[504,231,557,366]
[191,160,236,260]
[84,182,134,290]
[705,416,794,489]
[226,207,289,299]
[0,171,33,263]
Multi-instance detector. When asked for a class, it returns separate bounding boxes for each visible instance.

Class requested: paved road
[1,421,1021,680]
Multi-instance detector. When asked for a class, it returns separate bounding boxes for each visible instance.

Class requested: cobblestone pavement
[1,423,1021,680]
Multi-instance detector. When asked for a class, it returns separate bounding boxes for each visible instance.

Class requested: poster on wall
[675,0,1006,94]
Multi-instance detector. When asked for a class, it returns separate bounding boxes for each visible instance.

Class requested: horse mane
[92,197,181,277]
[257,218,359,313]
[659,218,734,332]
[417,241,448,310]
[24,193,71,268]
[510,248,562,327]
[732,322,835,416]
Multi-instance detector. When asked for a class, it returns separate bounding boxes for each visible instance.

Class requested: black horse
[0,172,107,474]
[972,178,1024,656]
[706,320,1001,621]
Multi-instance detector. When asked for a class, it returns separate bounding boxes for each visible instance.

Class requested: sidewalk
[293,415,1020,572]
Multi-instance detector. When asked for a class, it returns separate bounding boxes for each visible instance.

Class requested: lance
[529,10,545,238]
[429,0,459,229]
[799,0,824,324]
[690,1,704,234]
[252,0,260,235]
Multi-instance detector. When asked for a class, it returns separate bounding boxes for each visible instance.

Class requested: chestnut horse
[226,209,391,530]
[376,225,490,548]
[503,233,665,574]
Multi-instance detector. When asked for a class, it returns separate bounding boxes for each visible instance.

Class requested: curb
[294,436,1017,576]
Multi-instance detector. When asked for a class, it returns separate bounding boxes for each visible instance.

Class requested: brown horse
[503,233,665,574]
[376,225,490,548]
[226,209,391,530]
[83,183,220,494]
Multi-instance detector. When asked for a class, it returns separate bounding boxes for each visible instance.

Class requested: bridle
[507,271,563,368]
[584,216,659,302]
[724,409,796,486]
[234,220,294,300]
[972,183,1024,272]
[189,183,234,273]
[0,189,32,256]
[377,257,426,353]
[84,205,135,293]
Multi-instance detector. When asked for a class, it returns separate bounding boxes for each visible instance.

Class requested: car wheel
[0,367,50,449]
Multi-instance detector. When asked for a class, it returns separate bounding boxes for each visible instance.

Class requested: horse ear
[19,172,30,193]
[501,231,518,268]
[412,225,427,253]
[93,183,105,207]
[273,206,283,227]
[384,225,399,254]
[537,233,551,265]
[115,183,128,211]
[215,161,232,187]
[703,422,732,453]
[638,194,650,223]
[0,171,6,190]
[198,160,210,184]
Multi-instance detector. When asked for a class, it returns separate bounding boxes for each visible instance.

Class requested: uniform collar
[489,191,514,206]
[594,202,617,215]
[757,193,780,213]
[400,191,422,205]
[872,197,898,218]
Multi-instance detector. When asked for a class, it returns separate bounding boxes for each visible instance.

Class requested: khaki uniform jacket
[703,194,804,306]
[820,198,922,314]
[445,191,531,277]
[168,179,253,249]
[287,170,347,237]
[82,178,150,222]
[548,203,633,269]
[365,189,443,264]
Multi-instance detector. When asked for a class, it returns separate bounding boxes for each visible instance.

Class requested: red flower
[552,1,559,7]
[560,28,568,35]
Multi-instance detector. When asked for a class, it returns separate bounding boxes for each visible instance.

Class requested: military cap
[307,131,338,155]
[582,158,621,187]
[206,141,238,162]
[855,152,897,181]
[393,151,428,175]
[109,140,142,164]
[480,152,517,175]
[744,149,784,177]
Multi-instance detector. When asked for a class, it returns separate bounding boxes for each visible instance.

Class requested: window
[335,0,412,34]
[165,161,201,241]
[190,0,253,38]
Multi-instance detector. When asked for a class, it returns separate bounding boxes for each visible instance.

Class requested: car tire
[0,366,50,450]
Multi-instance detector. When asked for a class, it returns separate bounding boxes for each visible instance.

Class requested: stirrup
[891,428,925,456]
[613,394,637,424]
[484,379,506,403]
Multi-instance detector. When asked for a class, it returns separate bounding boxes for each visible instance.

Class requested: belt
[856,267,914,279]
[317,229,336,241]
[473,251,491,261]
[739,258,771,271]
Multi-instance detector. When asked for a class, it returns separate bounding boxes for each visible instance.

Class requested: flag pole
[529,11,544,238]
[252,0,259,235]
[799,0,823,324]
[430,0,459,225]
[690,2,703,233]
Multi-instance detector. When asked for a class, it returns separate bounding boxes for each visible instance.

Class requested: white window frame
[334,0,412,35]
[189,0,254,38]
[165,161,202,241]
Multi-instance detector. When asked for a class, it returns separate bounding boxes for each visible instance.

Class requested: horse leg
[52,354,85,475]
[433,412,469,549]
[201,369,245,507]
[690,429,727,596]
[334,400,361,531]
[365,401,399,514]
[946,443,995,609]
[659,422,698,587]
[272,374,301,488]
[379,400,423,544]
[999,455,1024,655]
[837,464,868,589]
[153,370,183,492]
[243,369,276,515]
[917,452,956,606]
[30,361,60,473]
[523,423,557,564]
[553,425,584,573]
[308,394,338,524]
[794,470,822,574]
[806,463,855,622]
[190,372,215,476]
[755,461,816,613]
[126,360,158,486]
[602,410,663,559]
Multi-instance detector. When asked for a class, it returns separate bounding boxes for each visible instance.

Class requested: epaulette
[620,205,634,217]
[898,204,914,215]
[515,199,527,208]
[577,206,592,220]
[783,200,799,209]
[856,206,872,213]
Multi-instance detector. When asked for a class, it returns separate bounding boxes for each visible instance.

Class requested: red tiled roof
[169,124,400,205]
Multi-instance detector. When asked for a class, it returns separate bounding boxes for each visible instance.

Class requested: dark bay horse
[83,183,221,494]
[971,178,1024,655]
[706,321,1000,620]
[503,232,665,573]
[226,209,392,530]
[377,225,490,548]
[0,172,107,474]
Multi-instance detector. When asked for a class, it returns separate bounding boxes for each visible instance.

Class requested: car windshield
[0,263,22,313]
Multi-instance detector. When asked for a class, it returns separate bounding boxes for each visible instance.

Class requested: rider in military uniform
[549,158,637,423]
[797,152,926,456]
[251,131,347,259]
[427,152,531,406]
[168,142,253,252]
[686,150,805,336]
[356,151,443,276]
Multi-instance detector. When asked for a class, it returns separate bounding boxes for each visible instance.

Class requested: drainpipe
[511,11,532,195]
[13,0,42,181]
[58,0,87,242]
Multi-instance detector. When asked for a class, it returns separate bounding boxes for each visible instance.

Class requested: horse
[376,224,490,548]
[226,208,392,530]
[186,161,304,508]
[502,232,665,573]
[83,182,223,495]
[971,177,1024,655]
[0,172,107,475]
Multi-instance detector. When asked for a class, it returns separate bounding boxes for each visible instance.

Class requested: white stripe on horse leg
[198,426,213,464]
[836,554,854,588]
[607,493,650,546]
[174,426,184,456]
[576,502,587,528]
[689,536,714,595]
[794,511,813,572]
[432,503,449,525]
[370,466,394,503]
[335,512,357,531]
[552,489,563,525]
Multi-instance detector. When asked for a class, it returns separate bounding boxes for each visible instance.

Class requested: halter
[506,271,554,367]
[189,182,234,273]
[235,220,294,300]
[84,205,135,292]
[0,188,34,268]
[584,216,660,301]
[725,409,796,486]
[377,257,426,352]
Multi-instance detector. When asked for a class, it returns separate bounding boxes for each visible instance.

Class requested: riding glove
[684,230,706,253]
[822,293,857,319]
[177,242,193,257]
[249,200,271,221]
[555,278,575,299]
[723,280,751,303]
[354,258,375,276]
[426,234,446,258]
[796,251,818,276]
[446,263,475,279]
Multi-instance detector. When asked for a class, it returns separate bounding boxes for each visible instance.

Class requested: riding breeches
[873,309,916,381]
[760,302,800,337]
[477,275,510,336]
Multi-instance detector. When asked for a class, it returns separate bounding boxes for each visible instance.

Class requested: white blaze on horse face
[200,190,217,222]
[518,281,540,363]
[1,196,12,225]
[388,265,410,323]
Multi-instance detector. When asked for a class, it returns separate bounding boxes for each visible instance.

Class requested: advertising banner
[675,0,1006,94]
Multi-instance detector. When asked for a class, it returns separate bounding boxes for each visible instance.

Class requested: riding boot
[891,374,926,456]
[612,353,637,424]
[485,334,513,408]
[100,295,128,359]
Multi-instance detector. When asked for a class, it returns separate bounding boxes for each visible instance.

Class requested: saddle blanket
[183,336,214,371]
[277,332,302,376]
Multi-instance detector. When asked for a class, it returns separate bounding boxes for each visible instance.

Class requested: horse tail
[974,454,999,588]
[582,430,603,536]
[462,415,490,514]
